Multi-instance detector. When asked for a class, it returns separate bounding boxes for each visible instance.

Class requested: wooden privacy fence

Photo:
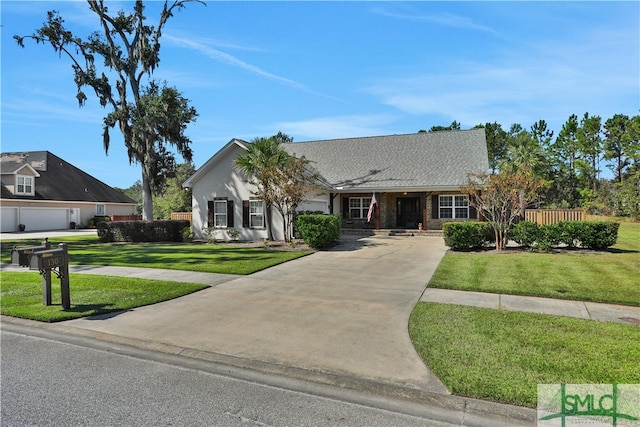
[171,212,192,225]
[109,214,142,221]
[525,209,586,225]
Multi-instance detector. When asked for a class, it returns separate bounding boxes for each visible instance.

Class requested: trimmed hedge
[296,214,341,249]
[97,220,191,243]
[509,221,540,248]
[506,221,619,251]
[443,222,495,251]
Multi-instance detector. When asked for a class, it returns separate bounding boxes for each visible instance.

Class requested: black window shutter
[431,195,439,219]
[469,205,477,219]
[227,200,234,227]
[207,201,214,226]
[342,198,349,218]
[242,200,250,227]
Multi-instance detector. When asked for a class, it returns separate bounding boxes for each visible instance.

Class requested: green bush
[575,221,620,250]
[443,222,494,251]
[507,220,619,251]
[556,221,580,248]
[296,214,341,249]
[509,221,539,247]
[97,220,190,243]
[534,223,561,251]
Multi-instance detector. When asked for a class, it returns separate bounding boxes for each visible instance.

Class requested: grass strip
[0,272,207,322]
[409,302,640,408]
[2,238,313,275]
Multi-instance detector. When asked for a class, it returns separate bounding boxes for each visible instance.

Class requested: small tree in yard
[462,171,545,250]
[262,155,320,242]
[234,136,290,240]
[234,134,321,242]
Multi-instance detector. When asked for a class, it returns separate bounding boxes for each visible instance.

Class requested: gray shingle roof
[1,151,136,203]
[283,129,488,191]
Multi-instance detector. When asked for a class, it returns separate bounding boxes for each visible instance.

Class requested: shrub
[507,220,619,251]
[296,214,341,249]
[443,222,493,251]
[575,221,619,250]
[534,223,561,251]
[509,221,539,248]
[556,221,580,248]
[97,220,190,243]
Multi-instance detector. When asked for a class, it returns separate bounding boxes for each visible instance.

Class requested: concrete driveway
[63,234,449,394]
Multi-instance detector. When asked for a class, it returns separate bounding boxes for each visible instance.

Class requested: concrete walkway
[421,289,640,325]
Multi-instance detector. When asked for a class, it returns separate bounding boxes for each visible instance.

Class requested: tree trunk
[141,171,153,220]
[265,204,274,240]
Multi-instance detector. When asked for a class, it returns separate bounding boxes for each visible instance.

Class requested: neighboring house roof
[283,129,489,191]
[184,129,489,192]
[1,151,136,203]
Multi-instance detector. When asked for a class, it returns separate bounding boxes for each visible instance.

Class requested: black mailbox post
[11,239,70,310]
[11,239,50,267]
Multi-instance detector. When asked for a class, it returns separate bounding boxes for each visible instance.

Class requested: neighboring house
[183,129,489,240]
[1,151,137,232]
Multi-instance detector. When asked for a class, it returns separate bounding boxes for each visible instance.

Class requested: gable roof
[1,151,136,203]
[283,129,489,191]
[182,138,249,188]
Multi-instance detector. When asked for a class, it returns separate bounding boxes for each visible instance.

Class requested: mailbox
[29,248,67,271]
[11,243,50,267]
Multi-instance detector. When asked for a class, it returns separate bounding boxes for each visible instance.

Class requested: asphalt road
[1,324,459,427]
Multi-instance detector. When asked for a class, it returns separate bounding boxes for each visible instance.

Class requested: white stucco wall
[190,143,282,241]
[190,143,333,241]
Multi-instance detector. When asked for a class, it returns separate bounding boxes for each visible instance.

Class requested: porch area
[335,191,474,231]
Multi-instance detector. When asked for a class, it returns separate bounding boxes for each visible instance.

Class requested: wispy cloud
[165,34,341,101]
[364,24,639,130]
[275,114,399,140]
[372,7,499,35]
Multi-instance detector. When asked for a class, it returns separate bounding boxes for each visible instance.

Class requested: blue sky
[2,1,639,188]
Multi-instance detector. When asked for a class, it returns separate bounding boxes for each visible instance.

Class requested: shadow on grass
[607,247,639,254]
[56,304,131,320]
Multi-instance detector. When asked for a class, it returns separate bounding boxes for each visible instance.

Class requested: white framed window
[214,200,228,227]
[96,204,106,216]
[16,175,34,195]
[249,200,264,228]
[439,195,469,219]
[349,197,371,219]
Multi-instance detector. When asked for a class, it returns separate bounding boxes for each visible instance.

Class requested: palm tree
[500,130,547,176]
[500,130,548,217]
[234,136,290,240]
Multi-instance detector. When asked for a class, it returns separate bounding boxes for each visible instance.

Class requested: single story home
[183,129,489,240]
[1,151,137,232]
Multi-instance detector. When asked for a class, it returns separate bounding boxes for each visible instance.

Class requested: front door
[396,197,420,228]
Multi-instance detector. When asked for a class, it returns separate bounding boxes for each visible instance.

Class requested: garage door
[1,207,19,232]
[20,208,69,231]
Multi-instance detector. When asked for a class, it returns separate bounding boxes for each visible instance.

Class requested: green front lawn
[2,237,313,275]
[411,220,640,408]
[410,303,640,408]
[0,272,207,322]
[428,222,640,306]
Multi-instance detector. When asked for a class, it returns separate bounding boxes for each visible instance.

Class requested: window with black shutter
[208,198,234,227]
[242,199,264,228]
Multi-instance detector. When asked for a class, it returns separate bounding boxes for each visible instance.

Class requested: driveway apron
[64,235,449,393]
